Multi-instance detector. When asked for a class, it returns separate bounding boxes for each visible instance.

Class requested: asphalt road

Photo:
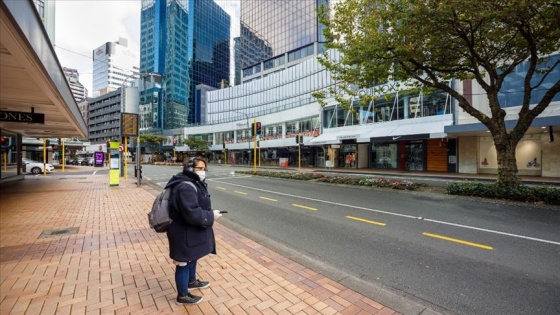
[119,165,560,314]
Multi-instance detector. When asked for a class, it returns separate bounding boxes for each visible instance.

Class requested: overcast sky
[54,0,240,96]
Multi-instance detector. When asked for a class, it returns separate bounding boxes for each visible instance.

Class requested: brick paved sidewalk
[0,174,404,314]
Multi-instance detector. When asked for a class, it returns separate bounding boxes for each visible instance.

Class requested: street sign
[121,113,139,136]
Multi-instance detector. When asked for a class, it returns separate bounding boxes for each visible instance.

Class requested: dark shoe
[188,279,210,290]
[176,293,203,305]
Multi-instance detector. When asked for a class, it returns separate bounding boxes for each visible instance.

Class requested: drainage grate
[39,227,79,239]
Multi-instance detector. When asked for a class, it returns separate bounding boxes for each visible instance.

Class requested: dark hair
[183,156,207,172]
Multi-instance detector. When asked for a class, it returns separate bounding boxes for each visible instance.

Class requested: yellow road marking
[346,216,386,226]
[260,197,278,202]
[234,191,247,195]
[292,204,317,211]
[215,187,226,190]
[423,232,494,250]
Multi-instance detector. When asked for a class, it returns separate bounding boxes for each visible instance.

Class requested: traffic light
[0,137,7,150]
[295,134,300,144]
[173,139,177,147]
[295,134,303,144]
[46,139,50,147]
[251,122,256,135]
[256,122,262,135]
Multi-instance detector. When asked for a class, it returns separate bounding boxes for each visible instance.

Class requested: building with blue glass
[237,0,328,84]
[160,0,559,178]
[139,0,230,130]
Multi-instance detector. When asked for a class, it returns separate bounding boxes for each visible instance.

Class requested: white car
[22,159,55,174]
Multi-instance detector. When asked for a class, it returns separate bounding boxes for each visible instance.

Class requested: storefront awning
[307,125,373,145]
[307,132,341,145]
[307,116,453,145]
[307,131,372,145]
[366,116,453,142]
[0,1,87,138]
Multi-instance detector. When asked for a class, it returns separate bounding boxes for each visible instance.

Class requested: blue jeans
[175,260,197,296]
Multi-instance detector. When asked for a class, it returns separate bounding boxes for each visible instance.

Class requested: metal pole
[124,137,128,180]
[247,116,250,166]
[253,118,257,171]
[43,138,47,176]
[137,136,141,186]
[62,139,65,172]
[298,134,301,169]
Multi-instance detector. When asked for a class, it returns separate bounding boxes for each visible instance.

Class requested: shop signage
[370,134,430,142]
[0,110,44,124]
[337,134,358,140]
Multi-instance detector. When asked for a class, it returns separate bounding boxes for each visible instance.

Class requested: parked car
[86,157,95,166]
[22,159,55,174]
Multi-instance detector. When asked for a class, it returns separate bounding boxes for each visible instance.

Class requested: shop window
[405,142,425,171]
[372,143,397,169]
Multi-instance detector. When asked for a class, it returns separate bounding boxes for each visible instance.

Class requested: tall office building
[63,67,88,103]
[92,38,139,97]
[33,0,55,43]
[238,0,328,82]
[139,0,230,130]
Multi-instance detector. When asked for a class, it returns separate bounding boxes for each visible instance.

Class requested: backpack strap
[168,181,198,218]
[170,180,197,193]
[182,181,197,192]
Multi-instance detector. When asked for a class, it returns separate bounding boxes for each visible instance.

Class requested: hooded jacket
[165,171,216,262]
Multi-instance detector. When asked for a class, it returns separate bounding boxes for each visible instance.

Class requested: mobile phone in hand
[219,210,228,214]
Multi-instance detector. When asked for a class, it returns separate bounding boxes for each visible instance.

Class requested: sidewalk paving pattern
[0,173,402,314]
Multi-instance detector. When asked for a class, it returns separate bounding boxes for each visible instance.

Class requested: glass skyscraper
[238,0,328,82]
[139,0,230,130]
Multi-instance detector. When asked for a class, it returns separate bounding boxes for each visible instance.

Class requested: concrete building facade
[87,87,139,144]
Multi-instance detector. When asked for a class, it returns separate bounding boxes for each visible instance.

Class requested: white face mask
[195,170,206,181]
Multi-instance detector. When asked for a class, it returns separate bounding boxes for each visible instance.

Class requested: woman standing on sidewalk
[165,156,222,304]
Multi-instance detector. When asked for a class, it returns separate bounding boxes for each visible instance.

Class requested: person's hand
[213,210,222,219]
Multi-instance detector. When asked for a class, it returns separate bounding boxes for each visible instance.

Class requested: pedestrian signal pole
[298,133,301,169]
[124,137,128,180]
[253,118,257,171]
[62,139,65,172]
[43,138,47,176]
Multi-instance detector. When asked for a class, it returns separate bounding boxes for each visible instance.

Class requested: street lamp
[235,111,251,165]
[119,72,140,179]
[120,72,161,186]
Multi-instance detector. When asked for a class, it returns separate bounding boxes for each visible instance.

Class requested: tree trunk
[494,139,521,188]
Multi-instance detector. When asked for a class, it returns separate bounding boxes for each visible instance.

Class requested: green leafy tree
[139,134,167,162]
[183,136,209,152]
[316,0,560,188]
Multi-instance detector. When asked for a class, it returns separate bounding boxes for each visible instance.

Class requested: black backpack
[148,181,197,232]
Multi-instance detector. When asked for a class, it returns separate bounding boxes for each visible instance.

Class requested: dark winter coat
[165,171,216,262]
